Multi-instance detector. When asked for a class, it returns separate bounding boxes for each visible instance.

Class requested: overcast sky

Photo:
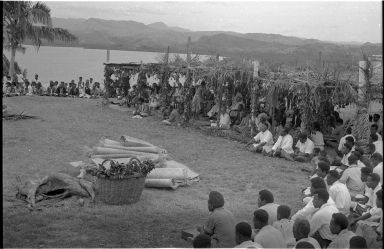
[46,1,382,43]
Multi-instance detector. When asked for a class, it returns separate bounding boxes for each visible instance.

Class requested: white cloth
[272,134,294,154]
[338,134,355,151]
[376,132,383,141]
[339,164,365,197]
[253,130,274,153]
[295,138,315,154]
[258,203,279,225]
[311,131,325,151]
[272,219,295,248]
[234,240,263,248]
[373,162,383,185]
[328,180,351,216]
[341,151,352,166]
[219,113,230,128]
[253,225,286,249]
[292,197,335,221]
[309,202,339,241]
[327,229,356,249]
[373,140,383,156]
[365,184,382,208]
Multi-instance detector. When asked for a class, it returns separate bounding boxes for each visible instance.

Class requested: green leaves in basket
[85,158,155,179]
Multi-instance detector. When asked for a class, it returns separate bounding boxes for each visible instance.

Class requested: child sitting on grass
[272,205,296,248]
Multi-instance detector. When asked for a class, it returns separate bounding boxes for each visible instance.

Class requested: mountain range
[33,17,382,68]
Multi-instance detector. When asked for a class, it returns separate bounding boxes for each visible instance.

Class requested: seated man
[245,123,273,155]
[308,189,339,248]
[371,153,383,185]
[337,127,355,152]
[328,213,356,249]
[162,106,182,126]
[286,132,315,162]
[325,118,344,149]
[339,154,365,198]
[197,191,236,248]
[133,98,150,117]
[253,209,286,248]
[229,94,245,126]
[326,170,351,216]
[310,161,330,181]
[272,205,296,248]
[234,222,263,248]
[218,107,231,130]
[269,127,294,160]
[371,124,382,141]
[338,143,354,169]
[257,189,280,225]
[292,218,321,249]
[370,133,383,156]
[310,122,325,151]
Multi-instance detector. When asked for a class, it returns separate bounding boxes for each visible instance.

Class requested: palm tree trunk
[10,46,16,82]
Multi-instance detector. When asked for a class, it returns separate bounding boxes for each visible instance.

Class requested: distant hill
[35,17,382,68]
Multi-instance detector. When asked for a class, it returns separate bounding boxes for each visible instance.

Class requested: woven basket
[95,175,145,205]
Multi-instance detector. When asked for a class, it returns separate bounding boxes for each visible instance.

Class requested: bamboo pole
[184,37,192,123]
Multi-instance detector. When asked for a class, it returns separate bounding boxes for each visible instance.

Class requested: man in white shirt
[328,213,356,249]
[246,123,273,155]
[326,170,352,216]
[340,143,353,167]
[293,218,321,249]
[234,222,263,248]
[339,154,365,197]
[270,127,294,160]
[253,209,286,248]
[371,124,383,141]
[257,189,279,225]
[309,189,339,248]
[338,127,355,152]
[365,173,381,209]
[286,132,315,162]
[292,177,334,221]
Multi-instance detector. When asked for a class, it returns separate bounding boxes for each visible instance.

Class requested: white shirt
[253,130,274,152]
[234,240,263,248]
[272,134,294,154]
[311,131,325,150]
[272,218,295,247]
[373,162,383,185]
[328,181,351,216]
[366,183,382,208]
[254,225,286,249]
[295,138,315,154]
[373,140,383,156]
[339,164,365,197]
[377,132,383,141]
[341,151,352,166]
[219,113,230,127]
[309,202,339,241]
[259,203,279,225]
[338,134,355,151]
[292,197,335,221]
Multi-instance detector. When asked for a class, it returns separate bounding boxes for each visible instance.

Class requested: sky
[46,1,382,43]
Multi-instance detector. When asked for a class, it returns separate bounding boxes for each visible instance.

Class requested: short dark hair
[346,126,352,134]
[355,147,365,157]
[313,188,329,203]
[373,114,380,119]
[328,170,340,180]
[235,222,252,238]
[313,122,321,131]
[349,236,367,249]
[318,161,330,174]
[193,234,211,248]
[370,133,378,142]
[277,205,291,219]
[371,124,379,130]
[368,173,381,183]
[295,241,315,249]
[376,189,382,201]
[332,213,349,230]
[299,132,308,140]
[336,119,343,124]
[345,136,355,143]
[253,209,269,224]
[348,154,358,164]
[259,189,274,203]
[361,167,373,175]
[293,219,310,237]
[319,156,330,165]
[368,143,376,151]
[352,150,362,159]
[371,153,383,162]
[310,177,327,190]
[209,191,224,209]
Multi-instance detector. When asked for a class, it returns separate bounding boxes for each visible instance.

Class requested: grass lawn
[3,96,310,248]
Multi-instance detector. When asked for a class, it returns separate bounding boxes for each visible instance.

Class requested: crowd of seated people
[2,74,103,98]
[192,187,381,248]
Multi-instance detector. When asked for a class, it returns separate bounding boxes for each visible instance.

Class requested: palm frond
[30,2,52,26]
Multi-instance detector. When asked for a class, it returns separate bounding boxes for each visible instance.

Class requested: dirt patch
[3,96,310,247]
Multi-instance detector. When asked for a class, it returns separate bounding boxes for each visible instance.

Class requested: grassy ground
[3,96,310,248]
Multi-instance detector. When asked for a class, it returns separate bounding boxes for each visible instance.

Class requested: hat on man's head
[209,191,224,209]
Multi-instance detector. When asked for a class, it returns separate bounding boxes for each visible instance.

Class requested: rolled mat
[144,179,181,189]
[92,147,159,155]
[147,168,188,179]
[96,144,164,154]
[91,154,160,161]
[102,138,150,148]
[121,135,154,147]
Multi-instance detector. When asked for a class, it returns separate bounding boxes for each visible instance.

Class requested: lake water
[3,45,204,87]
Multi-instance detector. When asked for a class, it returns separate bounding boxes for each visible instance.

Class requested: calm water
[3,45,202,87]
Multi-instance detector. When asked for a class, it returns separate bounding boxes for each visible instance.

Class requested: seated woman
[229,93,245,126]
[149,93,160,112]
[310,122,325,151]
[162,106,182,126]
[133,98,150,117]
[218,107,231,130]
